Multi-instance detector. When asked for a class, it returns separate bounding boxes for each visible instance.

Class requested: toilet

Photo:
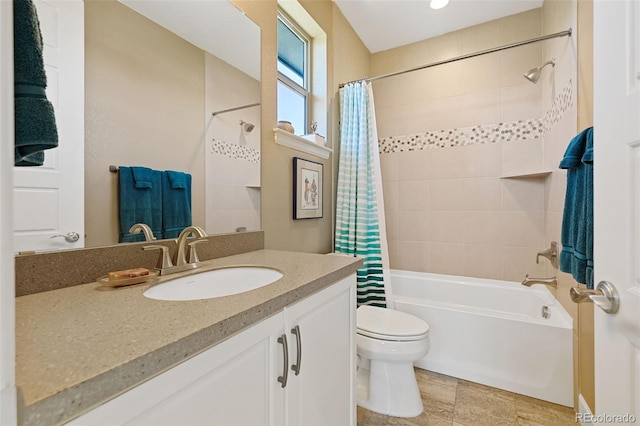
[356,305,430,418]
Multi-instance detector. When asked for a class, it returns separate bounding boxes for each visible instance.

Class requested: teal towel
[118,167,163,242]
[559,127,594,288]
[13,0,58,166]
[161,171,192,239]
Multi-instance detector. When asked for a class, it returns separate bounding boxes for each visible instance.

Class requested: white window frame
[277,11,311,134]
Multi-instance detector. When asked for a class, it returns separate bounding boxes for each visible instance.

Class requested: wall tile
[545,171,567,213]
[463,211,502,245]
[430,179,465,211]
[501,246,547,282]
[375,105,400,139]
[501,82,542,122]
[423,62,464,99]
[380,152,399,182]
[397,241,430,272]
[461,88,502,128]
[384,210,399,241]
[501,138,544,177]
[399,96,463,134]
[399,211,429,242]
[501,43,543,88]
[462,54,502,94]
[502,178,545,211]
[399,180,430,211]
[430,211,463,243]
[371,78,399,109]
[461,19,502,53]
[428,146,467,179]
[502,211,545,247]
[382,180,399,212]
[463,178,503,211]
[463,244,503,280]
[397,150,430,181]
[461,142,501,178]
[430,243,465,276]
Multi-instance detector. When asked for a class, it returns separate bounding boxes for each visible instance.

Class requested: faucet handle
[143,245,173,269]
[536,241,559,268]
[187,239,208,264]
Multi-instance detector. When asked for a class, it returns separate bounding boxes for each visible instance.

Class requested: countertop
[16,249,362,426]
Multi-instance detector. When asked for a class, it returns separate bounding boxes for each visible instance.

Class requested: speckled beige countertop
[16,249,362,426]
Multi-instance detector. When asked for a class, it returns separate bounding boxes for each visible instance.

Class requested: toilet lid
[356,305,429,341]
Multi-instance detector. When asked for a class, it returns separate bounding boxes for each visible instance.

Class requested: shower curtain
[335,81,389,307]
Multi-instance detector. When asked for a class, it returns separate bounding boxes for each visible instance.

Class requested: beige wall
[230,0,370,253]
[84,0,205,246]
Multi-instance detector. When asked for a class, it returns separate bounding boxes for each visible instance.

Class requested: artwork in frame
[293,157,323,219]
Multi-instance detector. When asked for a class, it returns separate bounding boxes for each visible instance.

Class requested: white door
[593,0,640,422]
[13,0,84,253]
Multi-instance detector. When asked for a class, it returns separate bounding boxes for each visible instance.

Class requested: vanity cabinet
[68,275,356,425]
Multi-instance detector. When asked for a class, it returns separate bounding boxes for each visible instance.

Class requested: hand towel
[559,127,594,288]
[118,167,163,242]
[161,171,192,239]
[13,0,59,166]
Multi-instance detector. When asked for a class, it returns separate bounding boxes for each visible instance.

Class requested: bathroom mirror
[84,0,261,247]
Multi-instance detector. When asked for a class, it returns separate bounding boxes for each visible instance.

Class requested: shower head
[239,120,255,133]
[523,59,555,83]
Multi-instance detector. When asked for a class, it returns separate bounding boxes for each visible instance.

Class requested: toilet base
[356,358,424,418]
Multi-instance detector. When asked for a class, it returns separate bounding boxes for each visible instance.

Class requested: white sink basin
[143,267,283,301]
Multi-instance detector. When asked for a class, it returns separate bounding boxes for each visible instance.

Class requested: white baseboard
[0,386,18,426]
[577,393,594,425]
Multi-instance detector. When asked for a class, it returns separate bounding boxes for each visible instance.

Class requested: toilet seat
[356,305,429,342]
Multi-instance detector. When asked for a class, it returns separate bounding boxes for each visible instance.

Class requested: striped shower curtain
[335,81,388,307]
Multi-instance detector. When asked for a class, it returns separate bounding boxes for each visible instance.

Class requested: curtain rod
[211,102,261,117]
[339,28,572,89]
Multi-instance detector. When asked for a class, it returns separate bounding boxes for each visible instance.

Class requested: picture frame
[293,157,323,219]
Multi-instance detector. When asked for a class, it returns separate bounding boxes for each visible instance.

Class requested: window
[277,13,309,135]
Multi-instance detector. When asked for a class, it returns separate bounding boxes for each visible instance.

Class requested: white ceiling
[333,0,544,53]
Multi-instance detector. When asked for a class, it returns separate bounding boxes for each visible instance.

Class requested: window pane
[277,19,305,85]
[278,81,306,135]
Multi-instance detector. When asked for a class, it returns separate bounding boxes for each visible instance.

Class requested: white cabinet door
[284,275,357,426]
[69,312,284,426]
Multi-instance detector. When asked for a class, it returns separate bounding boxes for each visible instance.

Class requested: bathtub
[387,269,573,407]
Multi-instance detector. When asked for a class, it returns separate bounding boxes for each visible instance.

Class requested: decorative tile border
[379,80,573,154]
[210,138,260,164]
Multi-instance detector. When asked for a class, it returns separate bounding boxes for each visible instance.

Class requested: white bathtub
[387,269,574,407]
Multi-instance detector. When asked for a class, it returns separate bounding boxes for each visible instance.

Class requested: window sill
[273,128,332,159]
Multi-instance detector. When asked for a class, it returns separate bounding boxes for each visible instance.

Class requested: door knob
[50,232,80,243]
[570,280,620,314]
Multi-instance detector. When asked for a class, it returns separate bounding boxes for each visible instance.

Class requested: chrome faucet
[521,274,557,289]
[129,223,156,241]
[143,225,208,276]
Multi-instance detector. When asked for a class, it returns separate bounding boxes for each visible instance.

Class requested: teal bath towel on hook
[559,127,594,288]
[13,0,59,166]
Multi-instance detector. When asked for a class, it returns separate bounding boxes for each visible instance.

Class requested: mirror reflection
[87,0,261,247]
[14,0,261,252]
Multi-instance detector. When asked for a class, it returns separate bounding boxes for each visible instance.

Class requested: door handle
[277,334,289,388]
[50,232,80,243]
[291,325,302,376]
[570,280,620,314]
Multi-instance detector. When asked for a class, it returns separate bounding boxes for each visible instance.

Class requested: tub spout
[521,274,557,289]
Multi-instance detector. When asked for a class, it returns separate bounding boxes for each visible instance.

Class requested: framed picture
[293,157,323,219]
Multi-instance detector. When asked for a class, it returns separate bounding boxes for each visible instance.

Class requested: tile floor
[357,369,577,426]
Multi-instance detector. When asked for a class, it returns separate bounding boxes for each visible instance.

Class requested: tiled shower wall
[372,6,578,284]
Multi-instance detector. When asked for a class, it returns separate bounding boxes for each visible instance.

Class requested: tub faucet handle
[536,241,558,268]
